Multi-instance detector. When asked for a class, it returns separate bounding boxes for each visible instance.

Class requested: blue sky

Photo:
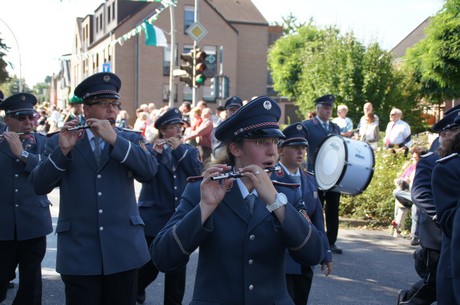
[0,0,444,86]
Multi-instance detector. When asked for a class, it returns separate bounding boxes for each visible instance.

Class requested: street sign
[102,63,111,72]
[173,69,188,77]
[186,21,208,43]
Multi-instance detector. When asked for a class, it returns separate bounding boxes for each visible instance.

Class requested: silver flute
[0,131,31,138]
[211,166,281,181]
[66,120,116,131]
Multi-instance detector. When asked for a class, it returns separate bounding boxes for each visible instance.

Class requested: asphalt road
[2,185,427,305]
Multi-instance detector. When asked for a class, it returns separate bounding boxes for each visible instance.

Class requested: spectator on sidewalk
[391,146,426,246]
[332,104,353,138]
[384,108,412,154]
[184,107,213,164]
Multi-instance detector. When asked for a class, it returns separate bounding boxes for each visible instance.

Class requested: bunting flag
[143,21,168,47]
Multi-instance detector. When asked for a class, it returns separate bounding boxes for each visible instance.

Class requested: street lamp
[0,17,23,92]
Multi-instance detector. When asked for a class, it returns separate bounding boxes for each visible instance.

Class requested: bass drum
[314,135,375,195]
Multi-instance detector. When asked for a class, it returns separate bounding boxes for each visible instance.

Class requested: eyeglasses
[244,138,281,146]
[89,101,121,109]
[10,115,35,121]
[390,113,397,116]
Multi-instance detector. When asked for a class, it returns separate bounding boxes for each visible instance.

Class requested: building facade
[60,0,269,121]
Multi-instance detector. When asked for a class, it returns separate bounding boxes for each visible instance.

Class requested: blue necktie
[245,194,256,216]
[93,136,102,165]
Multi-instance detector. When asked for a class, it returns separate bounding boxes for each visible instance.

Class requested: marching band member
[151,96,327,305]
[137,107,203,304]
[0,93,52,305]
[30,72,157,305]
[274,122,332,305]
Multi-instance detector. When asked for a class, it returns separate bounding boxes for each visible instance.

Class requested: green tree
[268,22,323,100]
[404,0,460,102]
[268,20,423,132]
[0,36,10,84]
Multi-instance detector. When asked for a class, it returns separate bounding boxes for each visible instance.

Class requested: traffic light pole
[192,0,199,106]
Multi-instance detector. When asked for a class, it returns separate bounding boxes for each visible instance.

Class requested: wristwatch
[266,192,287,212]
[20,150,29,160]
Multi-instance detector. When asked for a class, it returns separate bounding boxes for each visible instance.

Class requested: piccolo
[0,131,32,138]
[211,166,281,181]
[66,120,116,131]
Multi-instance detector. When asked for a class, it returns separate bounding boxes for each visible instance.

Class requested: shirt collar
[279,162,300,176]
[236,177,258,199]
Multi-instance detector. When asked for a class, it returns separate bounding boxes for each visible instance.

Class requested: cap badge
[263,100,272,110]
[20,95,26,101]
[174,109,179,114]
[296,124,303,130]
[103,75,111,82]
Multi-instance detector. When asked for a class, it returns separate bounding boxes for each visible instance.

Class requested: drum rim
[314,135,376,195]
[344,142,376,195]
[314,135,347,190]
[334,139,376,195]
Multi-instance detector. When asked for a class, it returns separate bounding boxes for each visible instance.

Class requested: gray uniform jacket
[139,143,203,236]
[0,132,52,241]
[30,128,157,275]
[271,166,331,274]
[151,180,326,305]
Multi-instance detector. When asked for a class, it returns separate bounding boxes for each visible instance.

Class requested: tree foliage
[268,20,424,133]
[404,0,460,102]
[0,35,10,84]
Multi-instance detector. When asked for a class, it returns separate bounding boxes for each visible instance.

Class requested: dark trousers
[399,247,439,305]
[318,190,341,246]
[137,236,186,305]
[286,266,314,305]
[0,237,46,305]
[61,269,138,305]
[198,146,212,165]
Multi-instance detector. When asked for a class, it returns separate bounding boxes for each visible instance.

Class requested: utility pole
[168,3,176,107]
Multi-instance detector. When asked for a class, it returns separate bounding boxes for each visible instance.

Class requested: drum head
[315,136,346,190]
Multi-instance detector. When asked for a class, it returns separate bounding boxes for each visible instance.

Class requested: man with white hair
[384,108,412,153]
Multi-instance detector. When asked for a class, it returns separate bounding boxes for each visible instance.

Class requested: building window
[99,14,103,31]
[184,6,194,33]
[112,3,115,20]
[108,6,111,22]
[95,16,99,32]
[163,44,171,76]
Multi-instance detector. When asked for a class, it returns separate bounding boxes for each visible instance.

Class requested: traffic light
[179,51,194,87]
[194,50,207,87]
